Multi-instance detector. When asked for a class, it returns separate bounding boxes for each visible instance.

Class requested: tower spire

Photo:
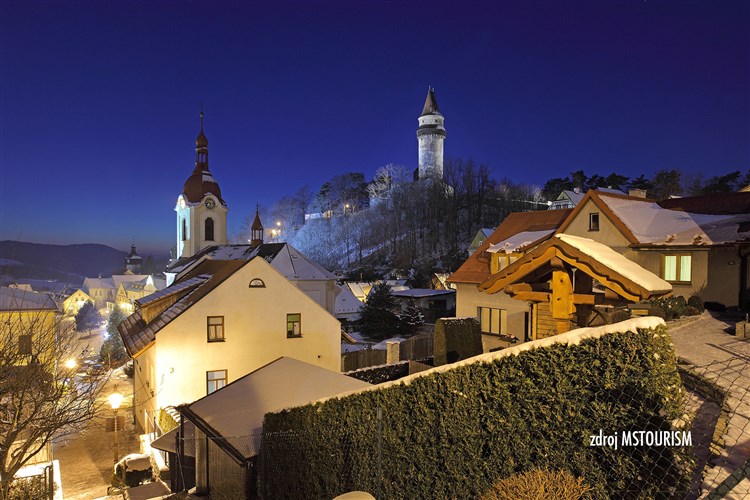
[251,204,264,249]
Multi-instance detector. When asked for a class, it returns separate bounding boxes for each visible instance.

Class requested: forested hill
[0,241,128,280]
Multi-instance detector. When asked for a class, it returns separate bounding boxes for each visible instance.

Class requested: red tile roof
[448,209,572,284]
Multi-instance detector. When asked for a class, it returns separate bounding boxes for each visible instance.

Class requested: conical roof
[251,209,263,230]
[420,87,441,116]
[182,112,224,204]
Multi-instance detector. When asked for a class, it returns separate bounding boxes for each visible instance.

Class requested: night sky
[1,1,748,255]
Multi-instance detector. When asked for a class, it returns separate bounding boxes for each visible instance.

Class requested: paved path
[55,367,140,499]
[669,312,750,499]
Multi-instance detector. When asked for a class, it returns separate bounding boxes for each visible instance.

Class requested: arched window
[249,278,266,288]
[181,218,187,241]
[205,217,214,241]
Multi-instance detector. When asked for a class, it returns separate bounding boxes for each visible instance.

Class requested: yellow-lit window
[662,255,691,283]
[287,313,301,338]
[478,307,506,335]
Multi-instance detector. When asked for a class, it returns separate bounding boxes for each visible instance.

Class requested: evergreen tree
[358,282,400,340]
[541,177,574,201]
[627,174,652,193]
[651,169,682,200]
[701,170,741,194]
[74,301,100,332]
[101,306,128,366]
[398,298,424,336]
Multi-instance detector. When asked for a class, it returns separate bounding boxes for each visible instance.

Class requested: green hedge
[261,324,690,499]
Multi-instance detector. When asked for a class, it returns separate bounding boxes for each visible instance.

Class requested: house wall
[0,309,57,365]
[137,258,341,431]
[560,199,631,251]
[133,345,158,434]
[628,248,710,301]
[293,279,336,314]
[705,246,742,307]
[454,283,530,352]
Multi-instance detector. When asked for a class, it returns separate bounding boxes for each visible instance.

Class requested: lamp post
[109,390,123,464]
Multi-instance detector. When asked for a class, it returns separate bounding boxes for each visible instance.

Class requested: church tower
[417,87,446,179]
[175,111,228,258]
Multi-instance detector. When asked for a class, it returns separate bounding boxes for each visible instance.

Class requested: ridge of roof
[448,209,572,284]
[554,190,642,245]
[658,191,750,215]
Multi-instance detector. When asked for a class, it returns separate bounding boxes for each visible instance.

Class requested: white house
[118,253,343,434]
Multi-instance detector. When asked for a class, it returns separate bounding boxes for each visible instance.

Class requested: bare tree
[0,307,106,497]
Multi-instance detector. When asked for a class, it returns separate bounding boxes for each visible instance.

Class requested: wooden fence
[342,332,434,372]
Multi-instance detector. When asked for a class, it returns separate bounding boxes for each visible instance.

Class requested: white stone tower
[175,111,228,258]
[417,87,446,179]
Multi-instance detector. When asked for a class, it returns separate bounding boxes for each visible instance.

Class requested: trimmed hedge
[261,323,690,499]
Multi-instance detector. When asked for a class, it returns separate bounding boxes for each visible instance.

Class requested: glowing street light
[109,390,124,464]
[64,358,76,370]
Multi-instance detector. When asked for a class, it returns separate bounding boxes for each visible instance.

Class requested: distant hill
[0,241,130,280]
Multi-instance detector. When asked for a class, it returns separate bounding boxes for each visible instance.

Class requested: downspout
[739,244,750,311]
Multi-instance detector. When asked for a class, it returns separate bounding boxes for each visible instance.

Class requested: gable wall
[151,259,341,416]
[560,199,631,250]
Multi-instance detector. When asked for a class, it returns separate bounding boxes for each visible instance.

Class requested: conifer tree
[358,282,400,340]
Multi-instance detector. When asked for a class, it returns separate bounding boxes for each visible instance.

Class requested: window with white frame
[206,370,227,394]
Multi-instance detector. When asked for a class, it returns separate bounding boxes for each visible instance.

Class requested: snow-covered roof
[480,228,495,238]
[335,284,363,316]
[391,289,455,299]
[112,274,150,289]
[168,243,336,282]
[487,229,555,254]
[135,276,207,307]
[269,244,336,281]
[0,286,59,312]
[600,194,750,245]
[555,234,671,292]
[183,357,371,458]
[83,277,114,290]
[346,282,371,300]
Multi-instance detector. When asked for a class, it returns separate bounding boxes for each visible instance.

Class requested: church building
[175,112,228,259]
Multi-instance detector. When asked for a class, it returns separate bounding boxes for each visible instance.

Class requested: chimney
[628,189,647,198]
[573,187,580,194]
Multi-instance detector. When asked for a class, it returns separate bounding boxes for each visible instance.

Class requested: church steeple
[250,205,264,249]
[176,109,228,259]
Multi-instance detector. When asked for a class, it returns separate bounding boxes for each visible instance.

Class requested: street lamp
[109,390,124,464]
[64,358,76,370]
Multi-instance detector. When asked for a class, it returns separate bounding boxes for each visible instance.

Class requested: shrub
[687,295,704,313]
[650,305,667,320]
[261,323,690,499]
[610,309,631,323]
[650,296,688,320]
[480,469,591,500]
[685,306,701,316]
[433,317,482,366]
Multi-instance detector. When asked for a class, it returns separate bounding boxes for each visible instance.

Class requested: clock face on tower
[205,198,216,210]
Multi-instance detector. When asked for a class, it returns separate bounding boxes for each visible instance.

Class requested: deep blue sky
[1,1,748,255]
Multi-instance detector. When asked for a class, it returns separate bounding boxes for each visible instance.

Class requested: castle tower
[417,87,446,179]
[175,111,228,258]
[250,205,264,249]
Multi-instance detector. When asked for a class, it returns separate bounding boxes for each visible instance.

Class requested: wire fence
[168,356,750,499]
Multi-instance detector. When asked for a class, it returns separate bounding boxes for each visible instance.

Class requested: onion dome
[182,111,225,205]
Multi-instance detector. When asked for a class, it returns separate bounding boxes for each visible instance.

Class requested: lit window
[207,316,224,342]
[287,313,301,338]
[478,307,506,335]
[662,255,691,283]
[18,335,32,355]
[589,213,600,231]
[206,370,227,394]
